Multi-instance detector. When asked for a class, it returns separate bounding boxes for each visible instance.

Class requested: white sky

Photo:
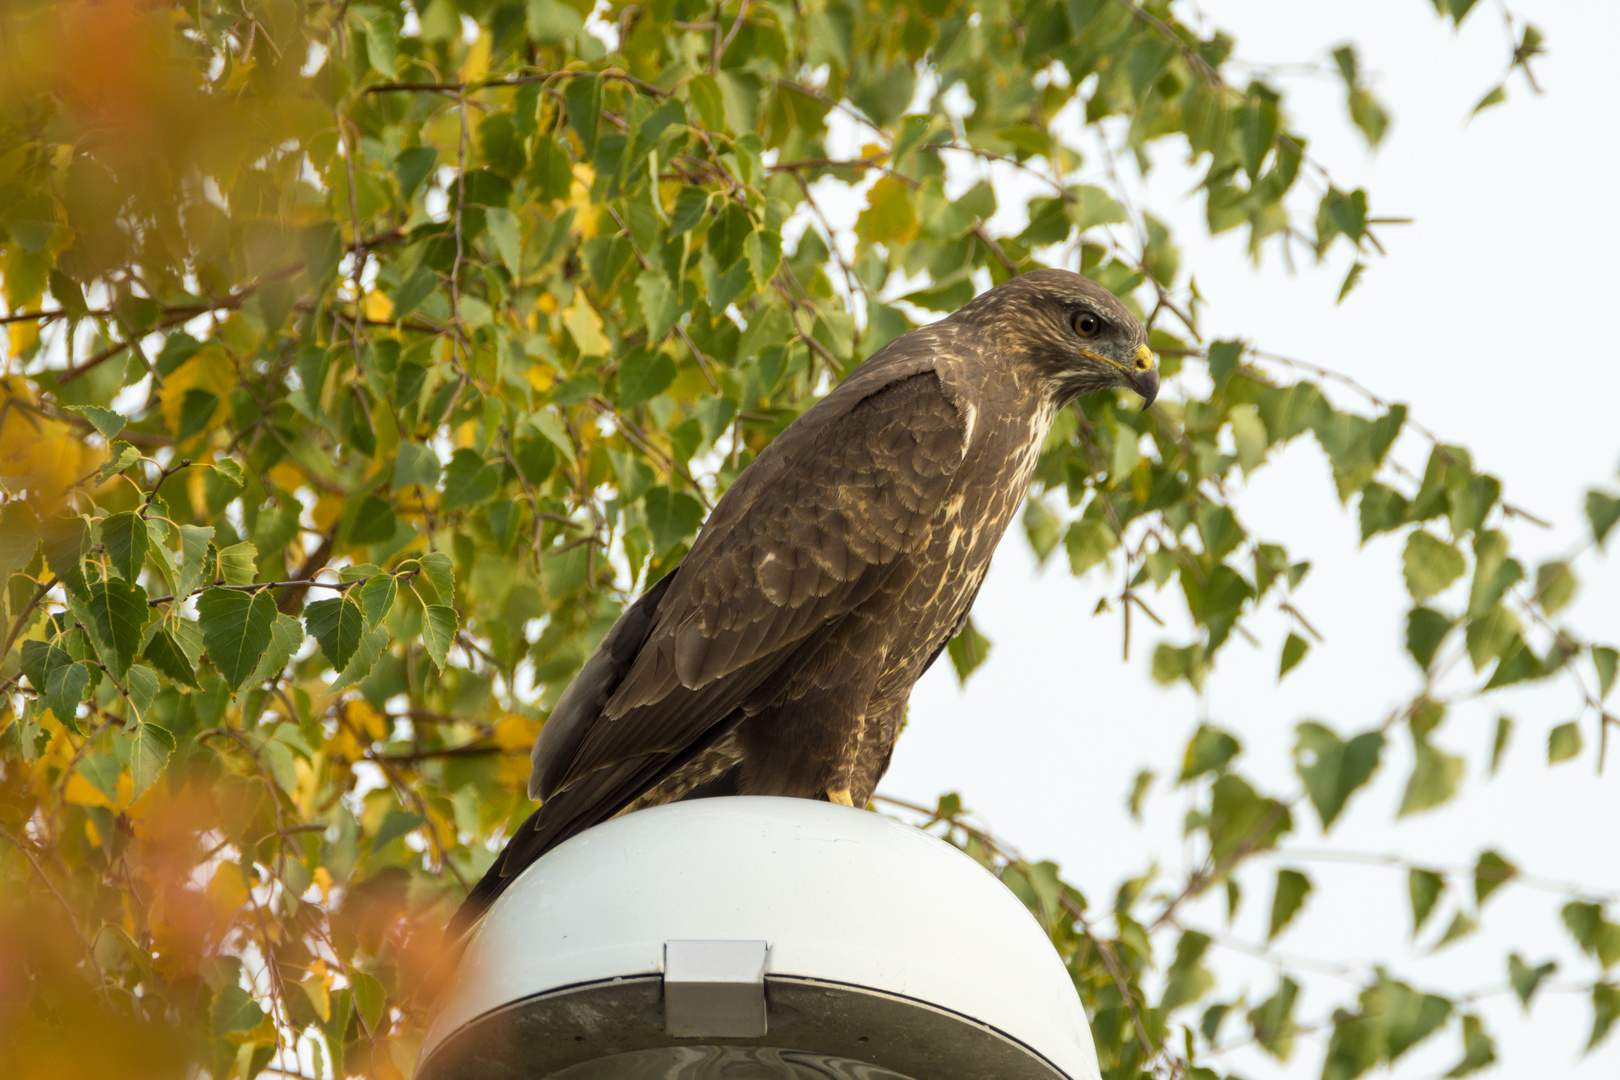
[870,2,1620,1076]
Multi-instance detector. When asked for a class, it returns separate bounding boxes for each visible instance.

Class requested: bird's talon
[827,787,855,807]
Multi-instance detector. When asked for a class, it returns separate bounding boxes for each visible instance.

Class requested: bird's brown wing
[546,364,971,788]
[511,357,965,806]
[449,355,976,937]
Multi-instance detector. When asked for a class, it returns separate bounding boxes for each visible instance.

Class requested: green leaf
[129,721,175,797]
[1409,868,1445,937]
[686,74,724,132]
[1278,631,1309,679]
[305,595,366,673]
[1194,504,1242,561]
[946,616,992,686]
[101,511,149,582]
[247,613,304,687]
[69,405,126,439]
[1402,531,1466,602]
[211,984,265,1039]
[358,574,397,628]
[1547,721,1583,764]
[1445,1014,1495,1077]
[392,442,440,491]
[643,486,704,557]
[1205,774,1292,865]
[1022,499,1061,565]
[176,524,214,597]
[21,641,90,730]
[1267,868,1312,941]
[1534,559,1577,616]
[1432,910,1477,952]
[1180,724,1240,783]
[1358,482,1408,541]
[636,270,680,343]
[416,551,455,606]
[77,578,149,678]
[1206,339,1243,383]
[351,970,386,1033]
[563,71,604,156]
[1246,976,1299,1061]
[1072,184,1129,230]
[1595,646,1618,701]
[1293,722,1384,831]
[1464,604,1520,670]
[1562,901,1620,968]
[1126,769,1154,822]
[1489,714,1512,776]
[1399,734,1463,817]
[94,441,142,485]
[1231,404,1267,474]
[216,541,259,586]
[1507,954,1556,1010]
[1474,849,1516,906]
[0,499,39,583]
[1587,490,1620,547]
[440,449,500,510]
[197,588,277,691]
[527,0,583,42]
[1471,83,1506,116]
[484,206,522,276]
[358,6,400,74]
[422,604,457,672]
[347,495,397,546]
[142,627,200,688]
[743,229,782,290]
[1591,984,1620,1053]
[42,511,90,599]
[1064,516,1116,577]
[1336,260,1366,303]
[1404,607,1454,671]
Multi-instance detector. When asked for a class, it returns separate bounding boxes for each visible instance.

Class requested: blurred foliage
[0,1,1610,1078]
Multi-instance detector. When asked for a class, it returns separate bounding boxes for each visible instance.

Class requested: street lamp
[419,796,1101,1080]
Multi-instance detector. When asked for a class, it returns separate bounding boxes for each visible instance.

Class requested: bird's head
[958,268,1158,408]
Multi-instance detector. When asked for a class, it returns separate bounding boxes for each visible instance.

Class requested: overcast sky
[868,2,1620,1076]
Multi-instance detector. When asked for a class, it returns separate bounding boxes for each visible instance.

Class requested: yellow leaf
[313,866,333,902]
[562,293,609,357]
[498,753,532,790]
[494,714,538,751]
[65,772,115,809]
[158,345,234,435]
[536,292,558,315]
[8,318,39,357]
[569,165,598,238]
[459,30,492,84]
[84,815,102,847]
[856,176,919,246]
[312,491,345,531]
[206,862,249,918]
[268,461,305,492]
[300,974,331,1022]
[523,366,555,393]
[343,697,389,741]
[364,289,394,321]
[0,376,101,506]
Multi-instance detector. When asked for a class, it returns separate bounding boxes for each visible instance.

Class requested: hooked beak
[1127,343,1159,409]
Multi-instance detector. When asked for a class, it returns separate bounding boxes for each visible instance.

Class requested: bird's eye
[1073,312,1102,339]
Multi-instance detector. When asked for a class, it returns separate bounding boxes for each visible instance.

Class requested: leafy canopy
[0,1,1610,1079]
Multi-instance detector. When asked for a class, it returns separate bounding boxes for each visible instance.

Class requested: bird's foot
[826,787,855,807]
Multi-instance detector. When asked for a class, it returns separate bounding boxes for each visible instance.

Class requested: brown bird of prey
[450,268,1156,934]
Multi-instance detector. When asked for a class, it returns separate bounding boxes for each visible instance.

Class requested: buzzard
[451,268,1156,933]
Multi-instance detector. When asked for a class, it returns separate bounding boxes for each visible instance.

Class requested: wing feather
[522,357,973,851]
